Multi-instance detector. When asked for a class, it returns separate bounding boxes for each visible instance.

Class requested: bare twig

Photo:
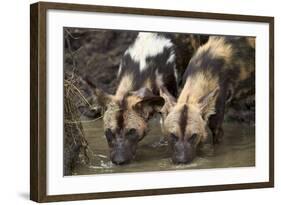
[65,28,81,40]
[65,29,79,79]
[64,79,92,108]
[65,115,103,124]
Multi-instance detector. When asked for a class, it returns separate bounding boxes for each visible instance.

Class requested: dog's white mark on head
[125,32,173,72]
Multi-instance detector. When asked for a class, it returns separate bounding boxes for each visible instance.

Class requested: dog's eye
[126,128,139,141]
[127,128,137,136]
[169,133,178,142]
[105,129,114,142]
[188,133,198,145]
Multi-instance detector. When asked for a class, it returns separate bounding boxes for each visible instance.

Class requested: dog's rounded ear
[159,86,176,113]
[93,87,113,107]
[130,88,165,119]
[85,78,114,107]
[198,86,220,120]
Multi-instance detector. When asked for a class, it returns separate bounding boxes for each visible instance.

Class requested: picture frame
[30,1,274,202]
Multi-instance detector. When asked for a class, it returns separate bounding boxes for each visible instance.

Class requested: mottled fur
[161,36,255,164]
[94,32,178,164]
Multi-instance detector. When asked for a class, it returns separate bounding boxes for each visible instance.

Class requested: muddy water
[73,118,255,175]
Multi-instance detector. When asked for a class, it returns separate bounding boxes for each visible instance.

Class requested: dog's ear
[198,87,220,120]
[128,88,165,120]
[86,78,114,107]
[92,86,114,107]
[159,86,176,114]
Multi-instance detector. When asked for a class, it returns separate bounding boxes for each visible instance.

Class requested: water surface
[73,118,255,175]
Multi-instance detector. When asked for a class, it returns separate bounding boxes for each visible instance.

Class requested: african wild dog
[93,32,178,165]
[159,36,255,164]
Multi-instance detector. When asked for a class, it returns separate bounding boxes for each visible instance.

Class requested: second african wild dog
[159,36,255,164]
[93,32,178,165]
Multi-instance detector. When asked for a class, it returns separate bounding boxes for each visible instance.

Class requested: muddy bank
[63,80,90,175]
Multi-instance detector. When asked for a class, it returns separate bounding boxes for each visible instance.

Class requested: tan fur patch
[177,71,219,104]
[236,55,254,82]
[102,99,147,137]
[144,78,153,91]
[103,102,120,131]
[126,95,141,109]
[164,103,208,143]
[185,104,208,142]
[196,37,233,62]
[239,66,250,81]
[163,103,183,137]
[123,111,147,136]
[247,37,255,48]
[164,69,219,143]
[115,74,134,99]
